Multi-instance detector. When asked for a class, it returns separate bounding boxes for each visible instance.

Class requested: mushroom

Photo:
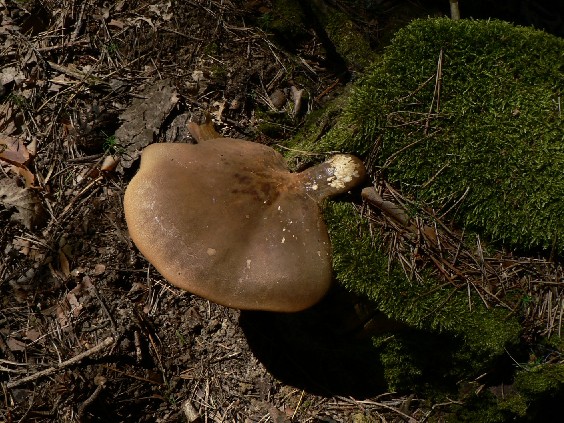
[124,126,365,312]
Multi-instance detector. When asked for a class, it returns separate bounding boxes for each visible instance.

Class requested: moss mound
[453,363,564,422]
[285,16,564,408]
[324,201,520,393]
[299,18,564,253]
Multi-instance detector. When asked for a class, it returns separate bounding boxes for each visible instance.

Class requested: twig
[0,332,16,362]
[291,390,306,420]
[314,79,341,102]
[71,2,88,42]
[47,61,108,87]
[362,187,412,228]
[6,337,115,389]
[3,40,89,59]
[91,285,118,337]
[161,26,204,41]
[340,396,418,423]
[76,383,105,421]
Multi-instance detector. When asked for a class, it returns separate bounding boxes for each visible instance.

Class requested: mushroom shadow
[239,286,397,398]
[241,285,524,399]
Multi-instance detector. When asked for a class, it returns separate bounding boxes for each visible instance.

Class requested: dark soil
[1,1,562,422]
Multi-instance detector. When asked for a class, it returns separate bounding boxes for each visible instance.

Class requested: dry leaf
[12,238,31,255]
[70,275,94,296]
[58,249,71,277]
[0,135,37,187]
[12,165,36,188]
[0,135,29,165]
[108,19,126,29]
[93,263,106,275]
[6,337,26,352]
[27,138,37,157]
[12,237,46,261]
[0,102,23,135]
[25,328,41,341]
[0,177,45,229]
[66,292,82,317]
[0,66,25,87]
[54,303,69,327]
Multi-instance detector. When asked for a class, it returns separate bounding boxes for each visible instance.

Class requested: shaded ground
[1,1,562,422]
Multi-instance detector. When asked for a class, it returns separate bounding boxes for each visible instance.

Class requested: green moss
[513,364,564,397]
[257,120,289,139]
[453,365,564,421]
[254,108,296,139]
[450,391,512,423]
[210,64,227,83]
[324,10,377,70]
[285,16,564,414]
[260,0,309,49]
[308,18,564,253]
[324,201,520,391]
[324,198,561,415]
[202,42,219,56]
[281,87,352,167]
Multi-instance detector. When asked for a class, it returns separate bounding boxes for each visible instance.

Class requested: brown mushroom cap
[124,137,365,312]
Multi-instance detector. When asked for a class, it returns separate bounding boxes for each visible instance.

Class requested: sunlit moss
[304,18,564,253]
[324,9,377,70]
[325,201,519,339]
[287,17,563,413]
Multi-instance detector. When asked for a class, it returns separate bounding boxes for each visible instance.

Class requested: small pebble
[270,89,287,109]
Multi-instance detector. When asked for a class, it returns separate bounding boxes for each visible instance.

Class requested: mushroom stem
[187,116,221,142]
[299,154,366,203]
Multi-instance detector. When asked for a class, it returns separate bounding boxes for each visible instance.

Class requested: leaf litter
[0,177,44,229]
[1,0,402,421]
[2,0,556,421]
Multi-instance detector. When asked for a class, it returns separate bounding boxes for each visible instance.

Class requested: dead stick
[6,337,115,389]
[362,186,438,245]
[361,187,412,227]
[77,383,105,421]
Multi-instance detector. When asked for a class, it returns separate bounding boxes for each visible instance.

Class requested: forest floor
[1,1,560,422]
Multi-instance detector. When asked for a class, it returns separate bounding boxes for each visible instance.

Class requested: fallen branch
[362,186,437,244]
[6,336,115,389]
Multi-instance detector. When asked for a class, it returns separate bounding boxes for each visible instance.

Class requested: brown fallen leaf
[6,337,26,352]
[58,249,71,278]
[25,328,41,342]
[0,135,36,186]
[12,238,31,255]
[0,102,24,136]
[0,177,46,229]
[11,165,36,188]
[0,135,29,165]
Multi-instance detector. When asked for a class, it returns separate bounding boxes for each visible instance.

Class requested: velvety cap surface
[124,138,335,312]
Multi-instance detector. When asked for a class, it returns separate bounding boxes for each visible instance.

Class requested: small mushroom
[124,132,365,312]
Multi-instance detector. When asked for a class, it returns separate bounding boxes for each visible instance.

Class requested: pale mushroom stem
[298,154,366,203]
